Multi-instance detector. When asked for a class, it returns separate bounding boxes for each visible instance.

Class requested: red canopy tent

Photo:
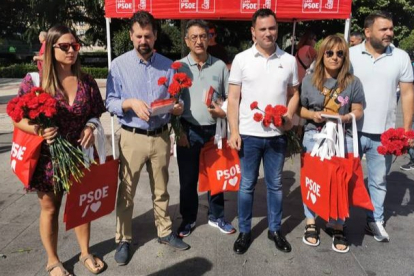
[104,0,352,66]
[105,0,351,21]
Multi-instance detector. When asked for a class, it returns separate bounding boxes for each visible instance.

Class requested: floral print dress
[17,73,106,192]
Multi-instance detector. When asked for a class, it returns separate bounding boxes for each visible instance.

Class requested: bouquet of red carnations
[250,101,302,157]
[377,128,414,156]
[158,61,192,139]
[7,87,92,192]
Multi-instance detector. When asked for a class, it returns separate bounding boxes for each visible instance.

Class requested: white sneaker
[365,221,390,242]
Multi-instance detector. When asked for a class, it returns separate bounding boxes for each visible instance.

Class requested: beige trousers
[115,128,172,243]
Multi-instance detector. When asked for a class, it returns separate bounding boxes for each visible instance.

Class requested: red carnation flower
[263,117,272,127]
[173,72,189,83]
[180,77,192,88]
[253,112,263,122]
[168,81,181,97]
[158,76,168,86]
[250,101,258,110]
[171,62,182,70]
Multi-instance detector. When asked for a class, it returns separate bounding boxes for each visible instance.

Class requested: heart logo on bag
[90,201,102,212]
[228,176,238,186]
[310,193,317,204]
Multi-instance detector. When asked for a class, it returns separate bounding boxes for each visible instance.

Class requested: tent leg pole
[106,17,112,69]
[344,15,351,43]
[291,21,297,55]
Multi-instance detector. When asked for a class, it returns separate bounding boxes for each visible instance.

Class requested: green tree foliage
[399,29,414,57]
[351,0,414,45]
[112,27,131,57]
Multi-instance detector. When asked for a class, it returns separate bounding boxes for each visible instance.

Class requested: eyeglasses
[325,50,344,58]
[186,34,209,42]
[53,43,81,52]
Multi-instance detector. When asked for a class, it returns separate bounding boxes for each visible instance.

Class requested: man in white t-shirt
[350,11,414,242]
[227,8,299,255]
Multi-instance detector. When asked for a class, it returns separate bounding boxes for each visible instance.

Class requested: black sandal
[332,229,349,253]
[302,224,320,247]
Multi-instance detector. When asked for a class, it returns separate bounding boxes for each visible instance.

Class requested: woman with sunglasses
[13,25,106,275]
[299,35,365,253]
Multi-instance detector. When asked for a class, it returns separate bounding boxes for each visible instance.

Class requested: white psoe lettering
[79,186,109,206]
[216,165,241,180]
[305,177,321,197]
[11,142,26,161]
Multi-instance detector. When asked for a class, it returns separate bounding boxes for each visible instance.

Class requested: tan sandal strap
[80,253,99,267]
[46,262,71,275]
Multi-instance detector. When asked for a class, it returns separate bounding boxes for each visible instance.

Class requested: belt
[122,124,168,136]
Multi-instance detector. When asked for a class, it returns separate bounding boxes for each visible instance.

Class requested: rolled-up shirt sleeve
[106,62,124,117]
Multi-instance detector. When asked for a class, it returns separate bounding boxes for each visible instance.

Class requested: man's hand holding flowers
[170,101,184,116]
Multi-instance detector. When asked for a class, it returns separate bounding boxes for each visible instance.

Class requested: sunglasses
[53,42,81,52]
[325,50,344,58]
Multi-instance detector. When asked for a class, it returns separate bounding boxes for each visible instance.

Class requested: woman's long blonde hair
[311,35,354,91]
[42,25,82,96]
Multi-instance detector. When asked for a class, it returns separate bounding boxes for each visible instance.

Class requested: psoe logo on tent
[199,0,215,13]
[241,0,260,13]
[116,0,135,13]
[321,0,339,12]
[180,0,197,12]
[262,0,276,11]
[302,0,320,12]
[305,176,321,204]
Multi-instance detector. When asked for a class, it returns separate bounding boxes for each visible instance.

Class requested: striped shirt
[106,50,174,130]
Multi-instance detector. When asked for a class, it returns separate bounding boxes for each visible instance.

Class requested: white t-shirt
[350,42,413,134]
[229,45,299,137]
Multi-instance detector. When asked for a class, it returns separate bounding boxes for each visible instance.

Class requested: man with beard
[106,11,190,266]
[350,11,414,242]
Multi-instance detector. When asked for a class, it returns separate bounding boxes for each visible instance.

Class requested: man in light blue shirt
[106,11,189,266]
[350,11,414,243]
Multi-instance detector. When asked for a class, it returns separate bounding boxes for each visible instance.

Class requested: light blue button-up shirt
[106,50,174,130]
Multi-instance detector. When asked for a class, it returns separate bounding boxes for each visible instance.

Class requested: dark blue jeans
[177,124,224,223]
[238,134,287,233]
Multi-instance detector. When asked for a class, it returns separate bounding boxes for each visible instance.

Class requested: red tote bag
[300,153,334,222]
[199,138,241,196]
[64,156,119,230]
[343,154,374,211]
[10,128,44,187]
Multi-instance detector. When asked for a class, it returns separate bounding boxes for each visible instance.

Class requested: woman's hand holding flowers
[78,126,95,149]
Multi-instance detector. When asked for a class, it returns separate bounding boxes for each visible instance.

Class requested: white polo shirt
[350,42,413,134]
[229,44,299,137]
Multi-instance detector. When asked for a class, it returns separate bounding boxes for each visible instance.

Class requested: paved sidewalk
[0,79,414,276]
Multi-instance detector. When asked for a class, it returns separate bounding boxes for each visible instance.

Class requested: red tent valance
[105,0,352,21]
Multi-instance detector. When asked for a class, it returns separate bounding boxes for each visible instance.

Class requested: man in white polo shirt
[350,11,414,242]
[227,8,299,254]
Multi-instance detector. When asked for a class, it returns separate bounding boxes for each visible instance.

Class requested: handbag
[10,128,44,187]
[10,72,43,187]
[64,116,119,230]
[198,118,241,196]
